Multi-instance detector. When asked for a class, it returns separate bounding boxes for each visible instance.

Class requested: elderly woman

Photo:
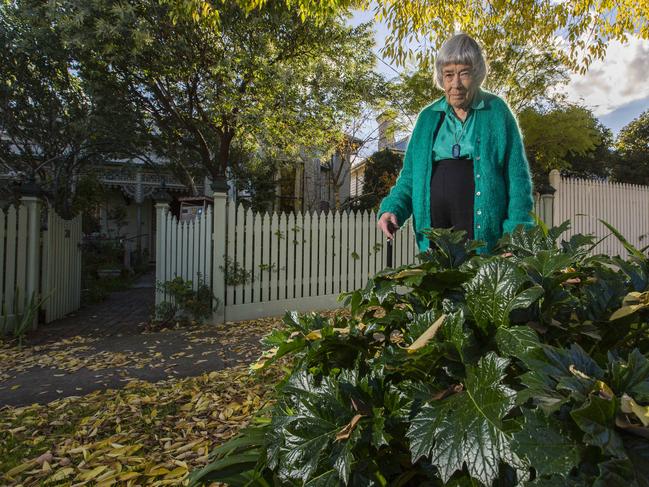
[377,33,534,253]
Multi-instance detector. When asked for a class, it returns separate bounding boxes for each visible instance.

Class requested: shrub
[155,274,216,325]
[191,220,649,486]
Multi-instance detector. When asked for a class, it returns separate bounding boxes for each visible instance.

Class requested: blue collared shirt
[431,92,485,161]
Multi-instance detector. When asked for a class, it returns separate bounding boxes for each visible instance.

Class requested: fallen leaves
[1,364,283,486]
[1,310,349,486]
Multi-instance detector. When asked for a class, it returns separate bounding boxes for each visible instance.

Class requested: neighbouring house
[350,113,408,198]
[273,134,363,213]
[90,160,211,262]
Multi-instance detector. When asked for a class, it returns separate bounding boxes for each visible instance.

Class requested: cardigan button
[477,210,482,215]
[476,191,481,196]
[477,224,481,229]
[476,173,481,178]
[476,156,481,161]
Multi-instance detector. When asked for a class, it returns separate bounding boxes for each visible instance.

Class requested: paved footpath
[0,274,270,408]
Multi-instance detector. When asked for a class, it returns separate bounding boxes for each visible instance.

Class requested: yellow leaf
[167,466,188,477]
[594,380,614,399]
[175,439,201,453]
[117,471,141,481]
[305,330,322,340]
[145,465,171,476]
[569,364,592,380]
[46,466,75,482]
[249,360,266,371]
[610,291,649,320]
[335,414,363,441]
[406,314,447,353]
[77,465,108,481]
[5,460,37,478]
[390,268,425,279]
[621,394,649,427]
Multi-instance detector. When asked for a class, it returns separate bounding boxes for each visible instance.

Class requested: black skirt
[430,158,474,239]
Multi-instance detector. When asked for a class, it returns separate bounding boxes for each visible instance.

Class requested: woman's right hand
[378,212,399,239]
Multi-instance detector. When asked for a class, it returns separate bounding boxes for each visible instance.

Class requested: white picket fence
[221,203,417,321]
[549,170,649,257]
[155,202,213,306]
[153,173,649,323]
[1,196,82,332]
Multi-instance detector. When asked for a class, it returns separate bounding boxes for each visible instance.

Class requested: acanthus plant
[191,220,649,487]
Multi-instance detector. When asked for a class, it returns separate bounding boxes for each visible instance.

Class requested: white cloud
[565,36,649,116]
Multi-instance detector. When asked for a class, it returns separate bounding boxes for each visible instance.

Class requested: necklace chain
[454,122,467,144]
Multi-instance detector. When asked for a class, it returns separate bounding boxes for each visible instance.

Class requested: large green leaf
[610,256,649,292]
[496,221,570,256]
[464,259,544,330]
[188,425,270,487]
[519,344,604,405]
[600,220,648,263]
[496,325,540,358]
[406,353,520,485]
[623,434,649,487]
[525,477,588,487]
[420,227,484,268]
[570,395,625,457]
[608,349,649,402]
[578,266,628,323]
[270,370,358,484]
[512,408,580,478]
[520,250,575,282]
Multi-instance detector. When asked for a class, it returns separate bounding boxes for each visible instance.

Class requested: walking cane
[386,222,396,268]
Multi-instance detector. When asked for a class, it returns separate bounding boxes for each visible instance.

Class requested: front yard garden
[3,223,649,487]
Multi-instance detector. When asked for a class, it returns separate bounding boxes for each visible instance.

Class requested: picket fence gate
[155,201,214,307]
[0,195,82,332]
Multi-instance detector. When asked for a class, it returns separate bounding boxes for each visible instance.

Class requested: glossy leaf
[496,325,541,359]
[512,408,580,478]
[407,353,519,485]
[464,259,543,330]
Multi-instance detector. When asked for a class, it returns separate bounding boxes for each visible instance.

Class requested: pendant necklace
[452,121,467,159]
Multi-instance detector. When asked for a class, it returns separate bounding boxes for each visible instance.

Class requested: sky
[348,9,649,137]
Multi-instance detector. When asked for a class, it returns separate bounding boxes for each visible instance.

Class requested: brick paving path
[0,273,265,408]
[27,286,155,345]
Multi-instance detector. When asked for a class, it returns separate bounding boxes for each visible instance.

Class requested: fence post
[212,181,228,323]
[19,180,42,330]
[154,188,172,308]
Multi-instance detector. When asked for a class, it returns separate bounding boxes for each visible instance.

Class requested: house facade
[273,135,362,213]
[91,162,211,262]
[350,114,408,198]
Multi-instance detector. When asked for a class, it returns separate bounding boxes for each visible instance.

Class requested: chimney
[376,112,396,152]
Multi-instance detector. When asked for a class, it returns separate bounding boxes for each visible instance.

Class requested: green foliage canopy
[614,110,649,185]
[51,0,381,185]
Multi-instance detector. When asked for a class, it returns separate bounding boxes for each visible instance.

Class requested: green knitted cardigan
[378,89,534,254]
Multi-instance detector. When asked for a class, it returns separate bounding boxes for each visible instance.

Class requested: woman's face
[441,63,477,110]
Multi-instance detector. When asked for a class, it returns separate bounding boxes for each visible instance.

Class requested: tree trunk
[217,130,234,180]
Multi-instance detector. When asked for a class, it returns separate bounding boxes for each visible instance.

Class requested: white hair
[435,33,487,89]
